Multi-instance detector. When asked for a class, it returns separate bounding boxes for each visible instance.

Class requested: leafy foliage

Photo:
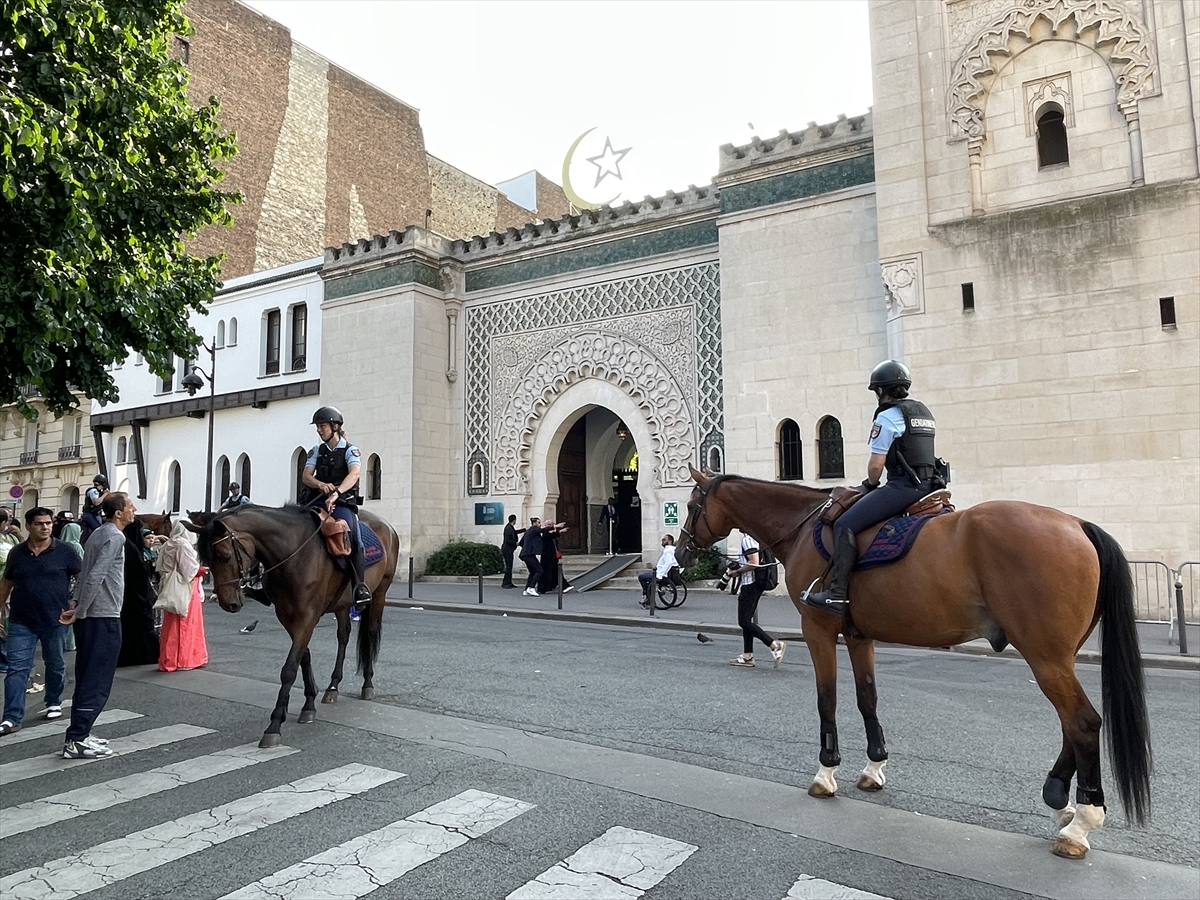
[426,541,504,576]
[0,0,240,416]
[683,547,725,583]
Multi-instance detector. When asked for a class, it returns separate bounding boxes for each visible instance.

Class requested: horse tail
[356,593,382,675]
[1082,521,1152,824]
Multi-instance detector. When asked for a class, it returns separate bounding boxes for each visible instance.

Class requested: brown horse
[184,504,400,748]
[674,465,1151,859]
[139,511,173,537]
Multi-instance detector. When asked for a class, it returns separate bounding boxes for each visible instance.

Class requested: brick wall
[534,172,571,220]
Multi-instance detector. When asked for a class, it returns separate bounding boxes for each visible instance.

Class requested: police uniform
[303,437,362,526]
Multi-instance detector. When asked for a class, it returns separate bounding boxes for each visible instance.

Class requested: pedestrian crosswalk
[0,709,896,900]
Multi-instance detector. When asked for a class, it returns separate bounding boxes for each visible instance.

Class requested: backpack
[755,544,779,591]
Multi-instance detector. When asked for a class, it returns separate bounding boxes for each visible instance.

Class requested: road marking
[0,724,214,784]
[784,873,892,899]
[221,788,533,899]
[0,743,298,839]
[507,825,697,899]
[1,709,143,746]
[1,763,403,900]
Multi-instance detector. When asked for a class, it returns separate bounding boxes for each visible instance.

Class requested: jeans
[737,582,774,654]
[67,617,122,743]
[521,555,542,590]
[3,620,67,725]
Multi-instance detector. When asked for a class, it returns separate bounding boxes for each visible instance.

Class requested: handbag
[153,570,193,617]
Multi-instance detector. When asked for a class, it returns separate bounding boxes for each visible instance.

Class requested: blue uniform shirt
[306,438,361,471]
[868,407,906,455]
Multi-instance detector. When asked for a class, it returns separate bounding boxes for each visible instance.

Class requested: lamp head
[182,367,205,396]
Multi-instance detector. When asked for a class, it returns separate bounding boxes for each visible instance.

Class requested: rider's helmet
[92,473,109,488]
[310,406,344,427]
[868,360,912,393]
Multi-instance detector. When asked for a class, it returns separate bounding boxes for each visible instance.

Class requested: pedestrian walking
[537,521,572,594]
[519,517,546,596]
[0,507,82,735]
[500,515,524,589]
[155,522,209,672]
[59,491,137,758]
[728,533,786,668]
[598,499,620,554]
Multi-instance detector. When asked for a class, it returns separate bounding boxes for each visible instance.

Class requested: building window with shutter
[290,304,307,371]
[264,310,281,375]
[817,416,845,479]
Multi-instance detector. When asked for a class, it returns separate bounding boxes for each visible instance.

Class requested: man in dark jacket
[500,515,524,589]
[520,517,546,597]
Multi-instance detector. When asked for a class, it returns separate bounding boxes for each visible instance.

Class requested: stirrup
[352,584,372,609]
[800,588,848,615]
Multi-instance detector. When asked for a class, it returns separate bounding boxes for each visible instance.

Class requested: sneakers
[772,641,788,669]
[730,655,755,667]
[0,720,20,736]
[63,739,112,759]
[81,734,109,748]
[522,588,540,597]
[45,705,63,720]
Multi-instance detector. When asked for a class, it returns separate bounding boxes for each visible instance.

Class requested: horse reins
[211,518,325,593]
[680,477,828,565]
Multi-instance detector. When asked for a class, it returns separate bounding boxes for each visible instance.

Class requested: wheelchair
[654,567,688,609]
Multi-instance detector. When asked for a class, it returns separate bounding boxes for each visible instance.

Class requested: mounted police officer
[299,406,371,609]
[79,474,108,544]
[805,360,940,615]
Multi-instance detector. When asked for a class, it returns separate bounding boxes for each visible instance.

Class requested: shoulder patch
[870,423,882,440]
[349,447,361,460]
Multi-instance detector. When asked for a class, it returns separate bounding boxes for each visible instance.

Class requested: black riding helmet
[93,473,109,487]
[311,406,344,427]
[868,360,912,392]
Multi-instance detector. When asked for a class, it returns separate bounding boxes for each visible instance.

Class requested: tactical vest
[877,398,937,481]
[309,442,361,507]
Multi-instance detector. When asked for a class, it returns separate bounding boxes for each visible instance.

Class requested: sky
[240,0,875,206]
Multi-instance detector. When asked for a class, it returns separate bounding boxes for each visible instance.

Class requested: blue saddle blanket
[813,511,946,571]
[333,522,384,569]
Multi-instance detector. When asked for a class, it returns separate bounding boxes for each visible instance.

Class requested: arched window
[216,320,226,349]
[217,456,230,505]
[238,454,252,501]
[778,419,803,481]
[293,447,308,502]
[227,317,238,346]
[470,462,485,490]
[1036,104,1069,168]
[707,446,723,473]
[366,453,382,500]
[116,436,127,464]
[168,462,182,513]
[817,416,845,479]
[62,486,79,516]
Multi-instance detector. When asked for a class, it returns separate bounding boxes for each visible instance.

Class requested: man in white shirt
[728,533,786,668]
[638,534,678,608]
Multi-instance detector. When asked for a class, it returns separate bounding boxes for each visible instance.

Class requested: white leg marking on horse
[860,759,886,788]
[1056,803,1105,853]
[811,764,838,795]
[1049,804,1076,830]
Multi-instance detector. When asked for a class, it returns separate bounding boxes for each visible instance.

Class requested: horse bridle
[679,477,827,562]
[210,519,324,593]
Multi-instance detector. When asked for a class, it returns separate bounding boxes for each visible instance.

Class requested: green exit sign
[663,501,679,526]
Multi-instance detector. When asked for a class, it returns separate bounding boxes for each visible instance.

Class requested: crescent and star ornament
[561,127,630,211]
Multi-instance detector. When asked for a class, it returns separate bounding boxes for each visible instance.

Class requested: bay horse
[184,504,400,748]
[138,511,173,537]
[674,465,1151,859]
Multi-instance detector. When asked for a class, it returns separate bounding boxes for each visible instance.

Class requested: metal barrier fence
[1127,559,1176,622]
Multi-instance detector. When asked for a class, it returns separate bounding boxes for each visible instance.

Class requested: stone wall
[428,156,500,241]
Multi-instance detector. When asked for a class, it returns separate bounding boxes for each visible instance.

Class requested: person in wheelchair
[638,534,677,609]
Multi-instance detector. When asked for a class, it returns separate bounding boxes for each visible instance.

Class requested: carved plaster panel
[947,0,1156,141]
[1024,72,1075,135]
[881,255,925,321]
[492,331,696,493]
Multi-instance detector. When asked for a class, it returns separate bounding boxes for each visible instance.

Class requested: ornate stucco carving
[492,331,696,494]
[947,0,1156,141]
[1024,73,1075,135]
[881,255,925,320]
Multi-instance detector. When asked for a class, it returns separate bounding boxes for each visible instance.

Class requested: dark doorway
[612,467,641,552]
[556,418,586,551]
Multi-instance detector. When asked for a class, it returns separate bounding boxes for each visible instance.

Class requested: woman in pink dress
[155,522,208,672]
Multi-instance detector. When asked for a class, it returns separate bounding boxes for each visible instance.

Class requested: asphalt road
[1,605,1197,900]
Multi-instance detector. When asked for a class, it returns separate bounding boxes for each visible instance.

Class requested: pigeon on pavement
[696,633,713,643]
[239,620,258,634]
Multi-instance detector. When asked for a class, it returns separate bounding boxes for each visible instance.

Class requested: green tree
[0,0,239,417]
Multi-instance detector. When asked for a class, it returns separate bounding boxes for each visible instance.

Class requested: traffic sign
[8,485,23,500]
[663,501,679,526]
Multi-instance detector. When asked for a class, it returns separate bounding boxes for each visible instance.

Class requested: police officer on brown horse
[300,406,372,609]
[805,360,940,615]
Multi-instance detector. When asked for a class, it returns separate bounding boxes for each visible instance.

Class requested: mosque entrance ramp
[566,554,642,593]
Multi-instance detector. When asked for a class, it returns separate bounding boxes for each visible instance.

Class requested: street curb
[383,600,1199,671]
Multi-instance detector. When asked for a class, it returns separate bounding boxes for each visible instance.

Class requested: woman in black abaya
[118,519,162,666]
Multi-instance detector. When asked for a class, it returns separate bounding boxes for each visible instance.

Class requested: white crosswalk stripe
[506,825,697,899]
[221,788,534,899]
[784,874,893,899]
[0,723,214,784]
[2,709,143,746]
[0,743,298,839]
[0,763,404,900]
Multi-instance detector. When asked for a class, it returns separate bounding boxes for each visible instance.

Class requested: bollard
[407,557,414,599]
[1176,573,1189,655]
[648,581,655,617]
[557,567,564,610]
[478,562,484,604]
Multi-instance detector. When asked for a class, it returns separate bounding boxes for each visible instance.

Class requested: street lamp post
[182,339,217,513]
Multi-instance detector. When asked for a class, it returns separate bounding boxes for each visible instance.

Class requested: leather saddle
[315,509,352,558]
[819,486,954,527]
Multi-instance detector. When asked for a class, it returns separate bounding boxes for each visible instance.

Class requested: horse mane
[195,503,315,560]
[707,472,833,499]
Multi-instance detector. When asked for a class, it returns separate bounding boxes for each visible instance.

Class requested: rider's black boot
[351,543,372,610]
[805,527,858,615]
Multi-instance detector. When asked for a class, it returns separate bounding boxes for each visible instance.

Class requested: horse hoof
[807,782,837,798]
[361,687,375,701]
[322,690,338,704]
[1051,837,1089,859]
[259,733,282,749]
[856,774,884,792]
[297,709,316,724]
